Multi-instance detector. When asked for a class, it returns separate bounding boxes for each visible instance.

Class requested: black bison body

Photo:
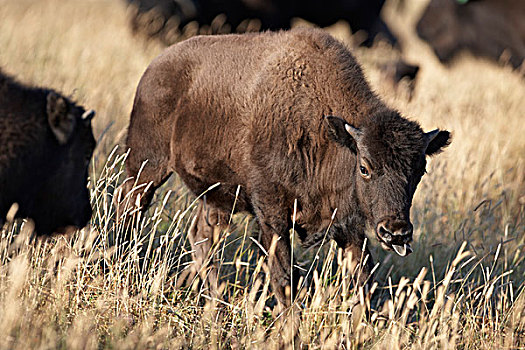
[417,0,525,69]
[119,29,450,307]
[127,0,397,47]
[0,70,96,235]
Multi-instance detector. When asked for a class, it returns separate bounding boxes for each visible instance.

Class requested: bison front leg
[343,242,374,288]
[188,198,229,297]
[251,197,299,311]
[253,196,304,347]
[332,221,374,288]
[340,238,375,331]
[259,221,298,310]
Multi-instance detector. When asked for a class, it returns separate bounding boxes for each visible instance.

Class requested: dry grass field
[1,0,524,348]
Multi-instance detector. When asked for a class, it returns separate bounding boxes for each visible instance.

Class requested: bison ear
[47,92,75,145]
[324,116,360,153]
[424,129,451,156]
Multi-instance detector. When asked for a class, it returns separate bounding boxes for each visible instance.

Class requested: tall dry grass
[0,0,524,348]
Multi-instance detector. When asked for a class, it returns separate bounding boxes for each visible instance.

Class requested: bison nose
[376,220,413,257]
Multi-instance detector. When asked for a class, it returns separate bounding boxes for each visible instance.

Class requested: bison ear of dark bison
[324,116,360,154]
[47,91,76,145]
[424,129,451,156]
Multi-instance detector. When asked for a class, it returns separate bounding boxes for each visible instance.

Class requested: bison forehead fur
[121,28,450,307]
[0,69,96,235]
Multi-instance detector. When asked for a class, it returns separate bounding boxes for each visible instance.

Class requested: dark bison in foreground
[417,0,525,69]
[0,70,96,235]
[117,29,450,308]
[127,0,397,47]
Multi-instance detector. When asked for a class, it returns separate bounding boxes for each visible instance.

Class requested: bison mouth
[376,233,413,257]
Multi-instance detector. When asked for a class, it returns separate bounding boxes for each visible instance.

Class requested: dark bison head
[326,112,450,256]
[30,92,96,235]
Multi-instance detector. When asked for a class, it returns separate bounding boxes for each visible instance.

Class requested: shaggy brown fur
[0,69,96,235]
[417,0,525,69]
[119,28,450,308]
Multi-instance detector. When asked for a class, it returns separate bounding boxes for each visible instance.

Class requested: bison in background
[417,0,525,70]
[126,0,397,47]
[0,69,96,235]
[116,29,451,310]
[126,0,419,89]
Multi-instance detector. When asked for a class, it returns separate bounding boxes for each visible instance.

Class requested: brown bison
[118,28,450,308]
[417,0,525,69]
[0,69,96,235]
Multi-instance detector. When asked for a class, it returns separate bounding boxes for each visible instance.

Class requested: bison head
[325,113,450,256]
[31,92,96,235]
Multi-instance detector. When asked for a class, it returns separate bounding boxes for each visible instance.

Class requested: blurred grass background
[0,0,524,348]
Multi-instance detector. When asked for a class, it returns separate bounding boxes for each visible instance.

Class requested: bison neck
[291,145,364,247]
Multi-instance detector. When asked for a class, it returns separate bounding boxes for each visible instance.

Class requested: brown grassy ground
[0,0,524,348]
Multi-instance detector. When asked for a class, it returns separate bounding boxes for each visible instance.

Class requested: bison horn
[344,123,362,140]
[424,129,439,146]
[82,109,95,121]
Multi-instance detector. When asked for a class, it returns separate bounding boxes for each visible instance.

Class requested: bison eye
[359,165,370,179]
